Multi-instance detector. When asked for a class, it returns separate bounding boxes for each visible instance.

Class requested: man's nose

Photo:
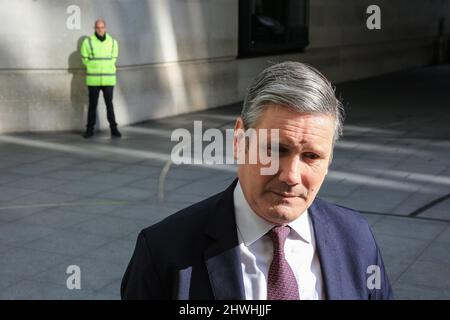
[278,156,302,186]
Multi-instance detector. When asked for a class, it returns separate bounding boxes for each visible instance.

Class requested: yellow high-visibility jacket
[81,33,118,86]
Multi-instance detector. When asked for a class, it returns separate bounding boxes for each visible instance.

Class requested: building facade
[0,0,448,132]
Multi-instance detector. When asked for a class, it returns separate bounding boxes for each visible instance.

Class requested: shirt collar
[95,32,107,42]
[233,180,311,247]
[288,207,312,244]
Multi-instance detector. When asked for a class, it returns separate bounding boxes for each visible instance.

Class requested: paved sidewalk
[0,64,449,299]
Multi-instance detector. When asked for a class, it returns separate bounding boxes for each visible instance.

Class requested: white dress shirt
[233,181,325,300]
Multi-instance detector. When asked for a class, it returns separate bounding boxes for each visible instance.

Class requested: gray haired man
[121,61,393,300]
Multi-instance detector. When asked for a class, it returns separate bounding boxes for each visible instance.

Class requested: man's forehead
[257,111,334,134]
[252,109,335,148]
[276,131,330,149]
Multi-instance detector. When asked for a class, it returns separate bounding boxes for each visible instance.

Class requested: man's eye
[303,152,320,160]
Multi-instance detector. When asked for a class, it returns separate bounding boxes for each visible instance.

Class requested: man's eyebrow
[265,142,292,151]
[269,141,326,154]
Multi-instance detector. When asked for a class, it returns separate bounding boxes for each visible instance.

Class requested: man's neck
[95,32,106,42]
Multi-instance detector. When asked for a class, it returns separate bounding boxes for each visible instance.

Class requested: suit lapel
[204,179,245,300]
[203,179,245,300]
[309,200,344,299]
[204,246,245,300]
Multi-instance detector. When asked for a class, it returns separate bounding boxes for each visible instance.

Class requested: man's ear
[233,117,245,161]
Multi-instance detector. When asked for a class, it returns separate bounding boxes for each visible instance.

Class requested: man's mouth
[270,191,304,199]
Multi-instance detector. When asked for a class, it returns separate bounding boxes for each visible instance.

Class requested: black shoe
[111,126,122,138]
[82,128,94,138]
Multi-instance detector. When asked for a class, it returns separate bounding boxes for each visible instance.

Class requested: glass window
[239,0,309,57]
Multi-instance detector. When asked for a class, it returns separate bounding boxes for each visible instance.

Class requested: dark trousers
[87,86,117,128]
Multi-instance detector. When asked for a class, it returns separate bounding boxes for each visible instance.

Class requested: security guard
[81,19,121,138]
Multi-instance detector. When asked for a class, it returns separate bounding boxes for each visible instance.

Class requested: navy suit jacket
[121,179,394,300]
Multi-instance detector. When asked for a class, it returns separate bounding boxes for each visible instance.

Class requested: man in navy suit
[121,62,394,300]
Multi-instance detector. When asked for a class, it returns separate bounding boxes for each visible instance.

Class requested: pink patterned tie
[267,226,300,300]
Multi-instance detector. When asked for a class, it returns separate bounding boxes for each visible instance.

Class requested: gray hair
[241,61,344,144]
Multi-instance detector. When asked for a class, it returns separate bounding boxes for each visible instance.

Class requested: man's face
[95,21,106,37]
[234,105,335,225]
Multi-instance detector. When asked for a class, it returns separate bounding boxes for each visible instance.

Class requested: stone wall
[0,0,448,132]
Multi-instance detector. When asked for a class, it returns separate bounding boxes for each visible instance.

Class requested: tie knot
[270,225,290,252]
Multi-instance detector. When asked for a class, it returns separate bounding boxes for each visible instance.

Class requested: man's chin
[266,204,306,224]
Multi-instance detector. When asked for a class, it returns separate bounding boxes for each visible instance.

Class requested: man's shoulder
[106,34,117,42]
[81,35,95,46]
[312,197,375,243]
[313,198,369,224]
[81,35,90,44]
[140,190,224,241]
